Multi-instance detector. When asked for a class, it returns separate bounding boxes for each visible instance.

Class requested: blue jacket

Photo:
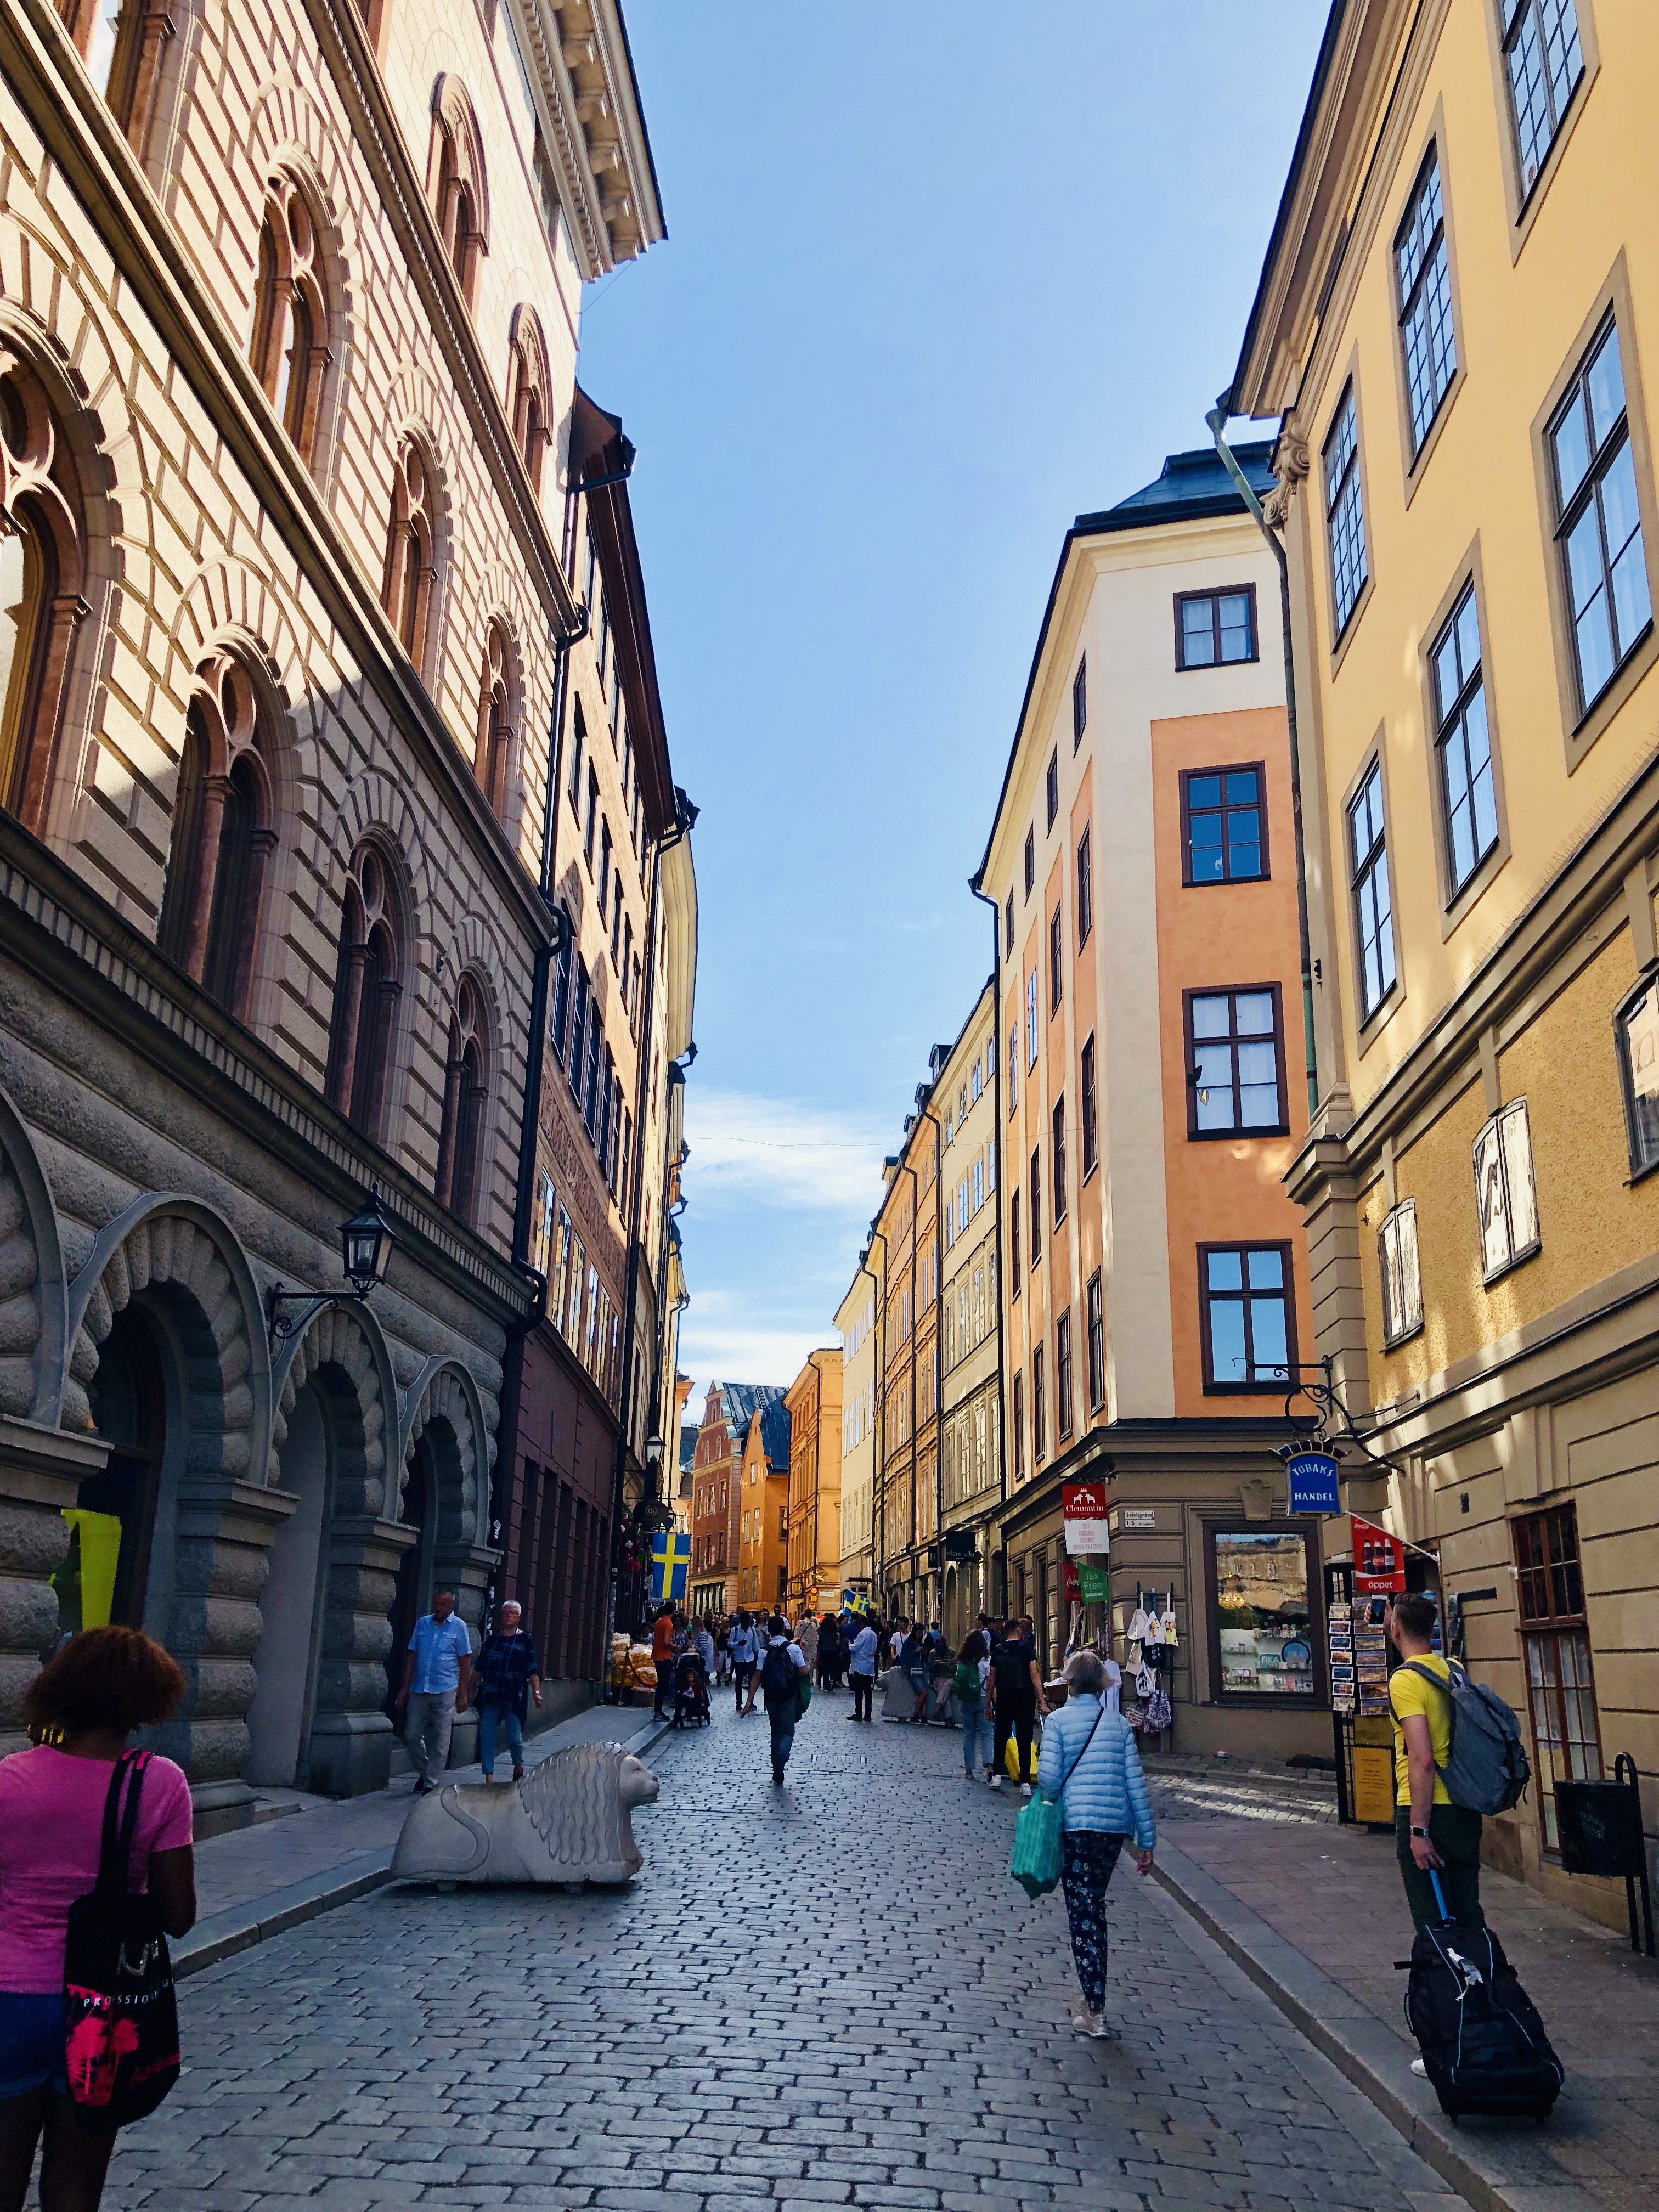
[1037,1694,1156,1847]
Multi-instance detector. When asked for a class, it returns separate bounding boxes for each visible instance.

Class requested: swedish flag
[651,1529,690,1603]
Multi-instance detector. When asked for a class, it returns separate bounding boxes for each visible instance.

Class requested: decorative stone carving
[1263,421,1310,529]
[390,1741,659,1886]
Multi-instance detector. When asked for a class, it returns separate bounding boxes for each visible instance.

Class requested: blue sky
[576,2,1329,1416]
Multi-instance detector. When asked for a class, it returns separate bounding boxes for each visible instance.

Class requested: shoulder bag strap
[1055,1702,1107,1797]
[96,1749,146,1898]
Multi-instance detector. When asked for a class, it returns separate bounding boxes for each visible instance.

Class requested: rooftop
[1076,442,1277,533]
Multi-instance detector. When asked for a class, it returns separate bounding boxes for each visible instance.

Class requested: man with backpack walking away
[743,1613,809,1784]
[1387,1593,1488,1931]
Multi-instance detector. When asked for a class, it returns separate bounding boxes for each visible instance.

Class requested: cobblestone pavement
[99,1695,1458,2212]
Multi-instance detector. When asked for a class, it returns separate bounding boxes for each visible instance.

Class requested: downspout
[970,875,1008,1608]
[857,1227,887,1603]
[1206,402,1318,1121]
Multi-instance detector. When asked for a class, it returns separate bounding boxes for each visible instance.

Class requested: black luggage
[1404,1871,1562,2121]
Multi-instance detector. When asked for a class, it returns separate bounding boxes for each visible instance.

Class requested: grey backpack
[1397,1660,1530,1816]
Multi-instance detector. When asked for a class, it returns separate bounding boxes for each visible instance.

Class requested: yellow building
[1231,0,1659,1916]
[736,1401,791,1616]
[935,983,1001,1644]
[836,1259,881,1606]
[785,1349,843,1618]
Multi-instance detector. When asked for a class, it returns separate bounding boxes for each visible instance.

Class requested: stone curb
[1152,1841,1600,2212]
[174,1711,678,1983]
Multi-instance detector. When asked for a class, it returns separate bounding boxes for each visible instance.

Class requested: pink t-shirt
[0,1747,193,1993]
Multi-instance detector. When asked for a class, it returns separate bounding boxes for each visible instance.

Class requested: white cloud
[683,1087,889,1216]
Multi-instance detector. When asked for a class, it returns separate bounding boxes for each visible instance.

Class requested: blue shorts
[0,1993,67,2099]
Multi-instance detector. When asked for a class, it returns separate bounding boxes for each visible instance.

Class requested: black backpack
[63,1750,182,2126]
[1404,1874,1562,2121]
[759,1640,799,1709]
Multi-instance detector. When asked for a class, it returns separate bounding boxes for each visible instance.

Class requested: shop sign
[1350,1716,1397,1823]
[1078,1563,1110,1602]
[1062,1558,1081,1601]
[1351,1513,1406,1595]
[1286,1450,1340,1515]
[1062,1480,1111,1556]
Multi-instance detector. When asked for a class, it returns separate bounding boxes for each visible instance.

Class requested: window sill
[1176,651,1261,675]
[1481,1238,1542,1290]
[1187,1123,1290,1143]
[1181,872,1273,890]
[1381,1320,1425,1352]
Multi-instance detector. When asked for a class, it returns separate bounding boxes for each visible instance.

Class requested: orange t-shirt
[652,1618,675,1663]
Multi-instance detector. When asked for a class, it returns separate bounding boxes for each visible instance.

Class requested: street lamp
[267,1194,397,1347]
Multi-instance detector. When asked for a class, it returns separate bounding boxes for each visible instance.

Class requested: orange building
[737,1400,792,1615]
[977,446,1322,1756]
[785,1350,843,1616]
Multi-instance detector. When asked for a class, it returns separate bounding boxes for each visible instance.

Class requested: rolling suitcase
[1404,1870,1563,2121]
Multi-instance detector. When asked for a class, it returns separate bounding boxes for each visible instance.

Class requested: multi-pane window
[1073,658,1087,749]
[1186,988,1283,1137]
[1032,1342,1047,1462]
[1176,586,1256,669]
[1005,892,1014,955]
[1324,382,1368,638]
[1056,1310,1074,1440]
[1474,1097,1540,1282]
[1513,1503,1602,1852]
[1548,316,1652,715]
[1024,828,1035,899]
[1615,975,1659,1176]
[1049,906,1063,1014]
[1086,1270,1104,1411]
[1348,760,1397,1020]
[1029,1147,1042,1262]
[1007,1025,1018,1114]
[1378,1199,1424,1345]
[1432,584,1498,896]
[1012,1372,1025,1480]
[1080,1034,1097,1178]
[1396,147,1456,454]
[1046,749,1059,830]
[1500,0,1585,200]
[1182,765,1265,884]
[1076,825,1092,946]
[1010,1191,1021,1286]
[1026,970,1039,1068]
[1199,1244,1294,1391]
[1052,1097,1066,1224]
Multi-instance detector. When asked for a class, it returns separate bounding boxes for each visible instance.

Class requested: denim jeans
[405,1690,455,1784]
[768,1706,796,1774]
[960,1697,992,1773]
[478,1703,524,1779]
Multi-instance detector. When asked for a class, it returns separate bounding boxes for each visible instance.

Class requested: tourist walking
[955,1630,993,1778]
[729,1611,760,1714]
[848,1615,878,1722]
[1387,1593,1483,1930]
[474,1600,542,1782]
[650,1606,678,1720]
[743,1615,809,1784]
[0,1626,196,2210]
[815,1613,840,1691]
[794,1612,819,1678]
[989,1618,1047,1792]
[898,1622,929,1723]
[394,1585,473,1793]
[714,1618,731,1686]
[693,1618,716,1680]
[1037,1649,1156,2039]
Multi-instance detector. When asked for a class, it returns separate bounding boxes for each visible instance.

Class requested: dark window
[1207,1526,1319,1701]
[1324,382,1368,638]
[1010,1191,1021,1288]
[1548,315,1652,715]
[1348,760,1397,1020]
[584,1014,602,1136]
[550,901,573,1062]
[1198,1243,1294,1391]
[567,960,589,1104]
[1012,1372,1025,1480]
[1052,1097,1066,1224]
[1032,1342,1046,1462]
[1396,146,1456,454]
[1045,749,1059,831]
[1029,1147,1041,1262]
[1616,974,1659,1176]
[1072,657,1087,749]
[1181,764,1266,884]
[1023,828,1034,899]
[1056,1309,1073,1440]
[1076,825,1092,946]
[1184,986,1285,1137]
[1049,906,1063,1015]
[1086,1269,1104,1410]
[1513,1503,1602,1852]
[324,843,400,1144]
[436,975,488,1224]
[1500,0,1585,201]
[1431,584,1499,896]
[1176,585,1257,670]
[1080,1034,1097,1178]
[567,696,585,813]
[1005,891,1014,955]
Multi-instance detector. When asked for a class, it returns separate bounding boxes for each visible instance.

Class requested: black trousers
[1396,1805,1485,1930]
[996,1699,1036,1777]
[732,1662,754,1711]
[851,1672,873,1720]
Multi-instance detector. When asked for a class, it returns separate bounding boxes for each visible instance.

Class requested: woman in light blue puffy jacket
[1036,1649,1156,2038]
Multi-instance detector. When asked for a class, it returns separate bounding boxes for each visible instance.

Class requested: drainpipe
[1206,402,1318,1122]
[970,872,1008,1606]
[858,1227,887,1606]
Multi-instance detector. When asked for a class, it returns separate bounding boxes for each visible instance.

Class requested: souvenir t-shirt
[1387,1652,1453,1807]
[0,1747,193,1993]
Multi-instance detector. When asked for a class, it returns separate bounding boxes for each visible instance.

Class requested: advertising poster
[1351,1513,1405,1594]
[1062,1479,1111,1557]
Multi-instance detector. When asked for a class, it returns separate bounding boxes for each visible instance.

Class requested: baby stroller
[672,1651,711,1728]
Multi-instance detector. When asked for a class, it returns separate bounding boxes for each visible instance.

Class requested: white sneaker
[1021,1782,1032,1799]
[1072,2009,1109,2039]
[989,1774,1004,1791]
[1410,2057,1429,2079]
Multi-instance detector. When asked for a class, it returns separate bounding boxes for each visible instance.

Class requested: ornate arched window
[435,975,487,1223]
[325,843,402,1143]
[249,177,330,464]
[0,352,87,838]
[381,437,436,672]
[506,307,551,494]
[476,622,511,817]
[157,655,275,1017]
[428,81,489,310]
[62,0,168,147]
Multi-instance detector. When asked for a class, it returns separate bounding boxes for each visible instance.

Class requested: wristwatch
[1410,1825,1430,1838]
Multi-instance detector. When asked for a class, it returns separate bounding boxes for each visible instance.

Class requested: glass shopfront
[1206,1523,1322,1701]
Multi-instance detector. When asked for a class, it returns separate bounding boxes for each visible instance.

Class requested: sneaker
[414,1779,432,1796]
[511,1767,525,1782]
[1021,1782,1032,1799]
[772,1768,785,1786]
[1072,2010,1109,2039]
[1410,2058,1428,2079]
[989,1774,1004,1791]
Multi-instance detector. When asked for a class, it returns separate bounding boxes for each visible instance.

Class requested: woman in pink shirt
[0,1627,196,2210]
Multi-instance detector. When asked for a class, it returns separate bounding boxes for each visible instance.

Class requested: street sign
[1062,1480,1111,1556]
[1286,1449,1341,1514]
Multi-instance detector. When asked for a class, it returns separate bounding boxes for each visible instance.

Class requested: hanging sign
[1062,1559,1081,1601]
[1078,1562,1110,1602]
[1062,1480,1111,1557]
[1351,1513,1406,1595]
[1286,1449,1341,1515]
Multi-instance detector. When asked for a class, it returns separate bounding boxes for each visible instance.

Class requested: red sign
[1062,1559,1081,1601]
[1351,1514,1405,1595]
[1063,1481,1109,1520]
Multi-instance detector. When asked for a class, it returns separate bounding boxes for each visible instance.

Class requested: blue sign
[1286,1450,1341,1515]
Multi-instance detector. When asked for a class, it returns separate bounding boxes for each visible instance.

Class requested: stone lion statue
[390,1742,659,1887]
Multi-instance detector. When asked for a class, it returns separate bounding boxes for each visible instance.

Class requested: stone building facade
[0,0,665,1826]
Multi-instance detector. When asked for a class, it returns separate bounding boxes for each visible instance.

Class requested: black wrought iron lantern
[340,1196,396,1297]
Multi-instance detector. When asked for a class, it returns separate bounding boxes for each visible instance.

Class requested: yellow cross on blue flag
[651,1528,690,1603]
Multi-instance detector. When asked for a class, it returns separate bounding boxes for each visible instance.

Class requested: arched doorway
[386,1434,436,1719]
[55,1305,166,1637]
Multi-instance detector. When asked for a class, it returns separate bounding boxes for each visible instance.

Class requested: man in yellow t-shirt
[1386,1593,1484,1930]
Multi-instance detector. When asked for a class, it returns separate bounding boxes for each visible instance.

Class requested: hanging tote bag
[63,1750,182,2126]
[1009,1702,1105,1901]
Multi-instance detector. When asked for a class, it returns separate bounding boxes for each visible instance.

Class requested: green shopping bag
[797,1676,812,1718]
[1009,1793,1063,1899]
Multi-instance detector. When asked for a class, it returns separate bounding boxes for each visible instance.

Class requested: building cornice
[510,0,666,279]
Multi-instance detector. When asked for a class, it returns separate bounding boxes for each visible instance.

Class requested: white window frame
[1473,1097,1541,1283]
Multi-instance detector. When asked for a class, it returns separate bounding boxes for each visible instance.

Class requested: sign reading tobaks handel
[1062,1481,1111,1557]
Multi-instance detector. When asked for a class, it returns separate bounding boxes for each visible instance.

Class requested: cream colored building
[836,1260,879,1603]
[935,980,1000,1643]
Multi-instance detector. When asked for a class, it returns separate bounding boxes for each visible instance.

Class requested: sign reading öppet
[1062,1480,1111,1557]
[1351,1513,1406,1595]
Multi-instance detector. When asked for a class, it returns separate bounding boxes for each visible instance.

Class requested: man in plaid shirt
[475,1600,543,1781]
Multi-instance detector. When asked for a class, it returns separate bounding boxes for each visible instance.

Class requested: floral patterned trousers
[1060,1830,1126,2012]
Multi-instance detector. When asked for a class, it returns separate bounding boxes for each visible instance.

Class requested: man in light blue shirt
[727,1612,760,1716]
[394,1586,473,1793]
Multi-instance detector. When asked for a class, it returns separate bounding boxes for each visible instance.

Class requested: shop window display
[1209,1527,1318,1699]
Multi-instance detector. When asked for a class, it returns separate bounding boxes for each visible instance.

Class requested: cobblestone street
[101,1697,1457,2211]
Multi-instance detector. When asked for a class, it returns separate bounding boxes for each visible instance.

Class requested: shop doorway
[57,1306,167,1638]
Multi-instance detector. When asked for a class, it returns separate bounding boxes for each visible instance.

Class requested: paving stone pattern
[99,1698,1458,2211]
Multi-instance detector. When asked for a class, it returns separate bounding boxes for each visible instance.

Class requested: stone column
[308,1514,416,1798]
[0,1417,109,1756]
